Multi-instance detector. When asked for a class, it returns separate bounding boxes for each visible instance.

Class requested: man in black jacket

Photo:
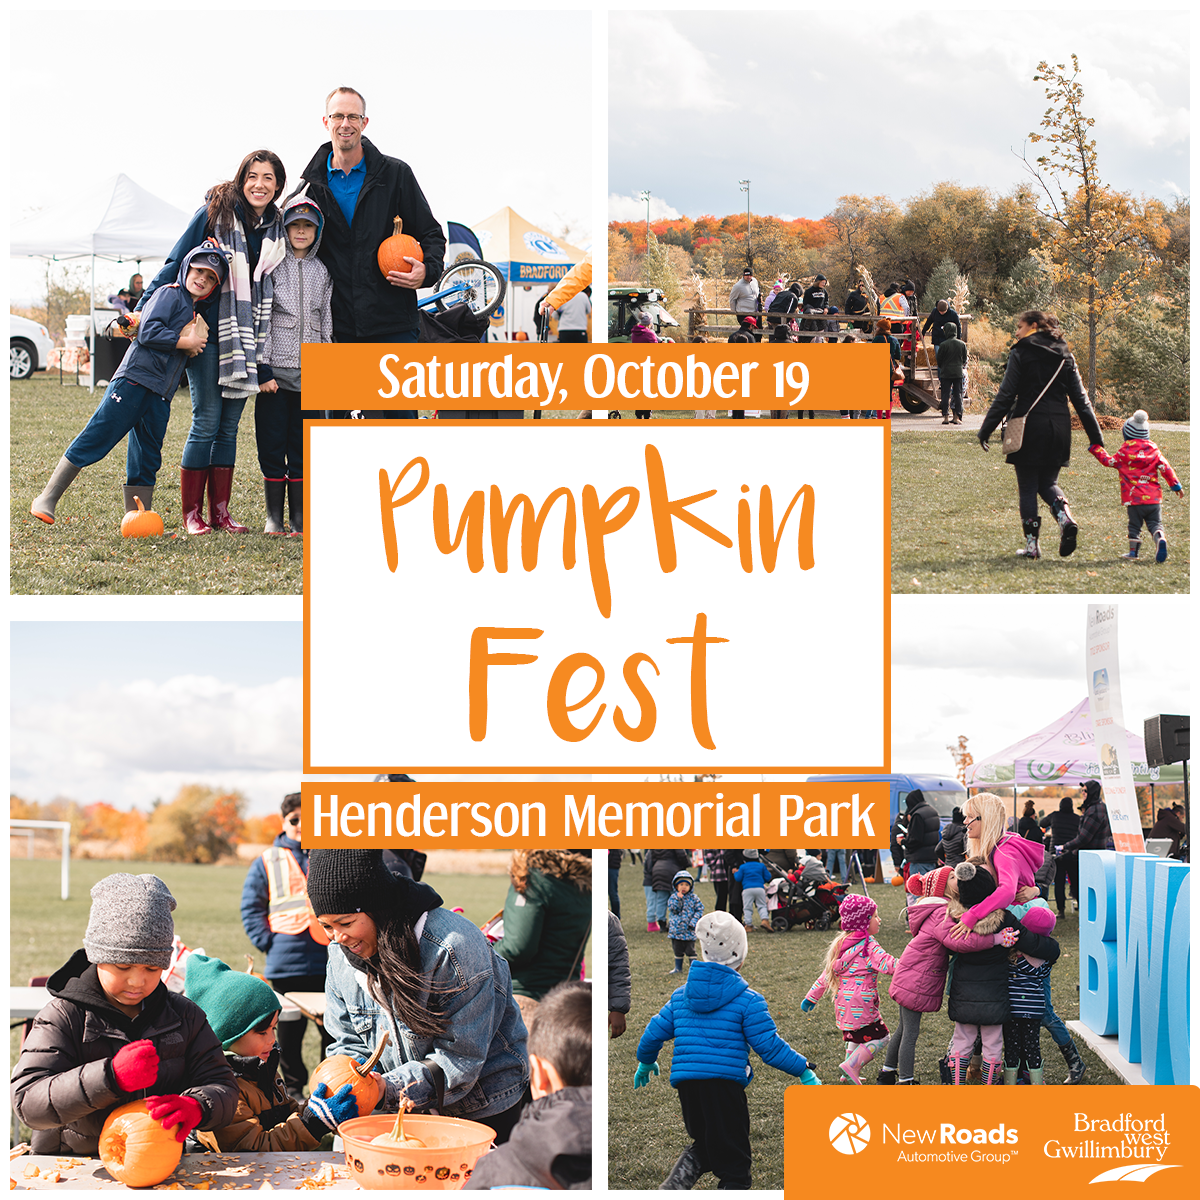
[900,790,942,883]
[299,87,446,417]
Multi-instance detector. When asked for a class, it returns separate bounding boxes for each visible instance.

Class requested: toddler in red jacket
[1089,409,1183,562]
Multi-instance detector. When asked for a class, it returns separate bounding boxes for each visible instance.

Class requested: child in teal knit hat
[184,955,364,1151]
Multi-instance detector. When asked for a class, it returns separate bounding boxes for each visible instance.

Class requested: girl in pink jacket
[878,865,1055,1084]
[800,895,895,1084]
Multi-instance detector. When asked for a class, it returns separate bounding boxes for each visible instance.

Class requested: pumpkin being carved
[99,1101,183,1187]
[121,496,164,539]
[309,1031,389,1120]
[377,217,424,278]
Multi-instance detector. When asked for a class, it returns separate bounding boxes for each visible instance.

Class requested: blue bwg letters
[1078,849,1190,1083]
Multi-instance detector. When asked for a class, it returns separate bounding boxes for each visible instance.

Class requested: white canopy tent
[11,174,190,383]
[966,697,1185,789]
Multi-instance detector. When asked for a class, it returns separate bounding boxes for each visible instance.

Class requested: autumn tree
[144,784,247,863]
[1024,55,1169,396]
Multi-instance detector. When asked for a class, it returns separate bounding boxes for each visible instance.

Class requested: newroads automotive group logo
[882,1121,1018,1164]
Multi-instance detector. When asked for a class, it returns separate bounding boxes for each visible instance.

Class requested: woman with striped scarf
[138,150,287,534]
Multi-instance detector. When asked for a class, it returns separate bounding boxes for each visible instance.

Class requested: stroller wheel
[771,914,790,932]
[819,911,832,931]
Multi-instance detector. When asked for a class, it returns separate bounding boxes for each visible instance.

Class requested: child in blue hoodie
[634,911,819,1189]
[666,870,705,976]
[256,194,333,536]
[31,243,228,526]
[733,849,774,932]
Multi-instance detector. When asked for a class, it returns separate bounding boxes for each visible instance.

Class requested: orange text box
[300,781,890,849]
[302,341,889,411]
[786,1086,1200,1198]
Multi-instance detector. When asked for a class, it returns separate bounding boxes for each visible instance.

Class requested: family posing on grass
[629,793,1087,1190]
[31,86,446,538]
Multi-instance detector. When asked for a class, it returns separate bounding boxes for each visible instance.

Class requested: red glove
[112,1040,159,1091]
[145,1094,203,1143]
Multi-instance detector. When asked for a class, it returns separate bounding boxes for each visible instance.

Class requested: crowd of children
[12,868,591,1189]
[623,812,1089,1188]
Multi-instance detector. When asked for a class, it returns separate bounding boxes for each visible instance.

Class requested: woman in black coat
[1047,796,1082,917]
[978,311,1104,560]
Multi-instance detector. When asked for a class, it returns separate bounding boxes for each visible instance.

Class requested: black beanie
[306,848,402,916]
[955,861,996,908]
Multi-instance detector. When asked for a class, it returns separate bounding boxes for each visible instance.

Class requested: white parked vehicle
[10,314,54,380]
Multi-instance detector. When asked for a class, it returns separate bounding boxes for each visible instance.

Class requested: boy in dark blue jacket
[634,911,819,1189]
[733,849,774,932]
[31,242,228,526]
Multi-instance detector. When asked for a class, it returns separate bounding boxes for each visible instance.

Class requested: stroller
[763,859,849,931]
[764,860,849,931]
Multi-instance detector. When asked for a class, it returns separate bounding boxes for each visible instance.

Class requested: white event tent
[11,174,190,379]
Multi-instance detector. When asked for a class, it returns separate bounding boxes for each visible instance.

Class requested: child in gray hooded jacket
[256,193,333,535]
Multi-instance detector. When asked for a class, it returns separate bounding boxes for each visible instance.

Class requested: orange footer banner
[785,1086,1199,1196]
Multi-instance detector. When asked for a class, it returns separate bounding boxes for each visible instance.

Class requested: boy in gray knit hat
[11,873,238,1156]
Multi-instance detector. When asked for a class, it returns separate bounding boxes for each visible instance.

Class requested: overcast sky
[9,623,587,816]
[595,595,1189,785]
[610,11,1189,222]
[9,7,591,305]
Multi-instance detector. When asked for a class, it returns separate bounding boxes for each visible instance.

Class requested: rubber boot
[661,1146,704,1190]
[31,456,82,524]
[950,1055,972,1086]
[647,922,658,933]
[1154,530,1168,563]
[981,1059,1005,1086]
[180,467,212,535]
[1027,1067,1044,1084]
[839,1041,876,1085]
[1003,1066,1019,1086]
[1016,516,1041,559]
[287,478,303,536]
[1121,538,1141,560]
[123,485,154,515]
[1052,497,1078,557]
[263,480,286,535]
[208,466,247,532]
[667,958,684,975]
[1061,1040,1087,1084]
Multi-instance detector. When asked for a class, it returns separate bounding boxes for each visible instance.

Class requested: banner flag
[1085,604,1146,853]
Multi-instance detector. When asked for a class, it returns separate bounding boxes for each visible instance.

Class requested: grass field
[891,428,1190,593]
[9,858,515,1140]
[608,865,1118,1190]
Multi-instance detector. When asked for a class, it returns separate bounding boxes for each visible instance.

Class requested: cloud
[12,675,303,813]
[610,14,733,114]
[608,193,683,222]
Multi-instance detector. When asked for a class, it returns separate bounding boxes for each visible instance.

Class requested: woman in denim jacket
[307,849,530,1143]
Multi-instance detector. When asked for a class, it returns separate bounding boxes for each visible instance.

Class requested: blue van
[805,773,967,833]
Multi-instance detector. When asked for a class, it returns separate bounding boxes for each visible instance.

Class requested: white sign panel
[306,423,888,773]
[1085,603,1146,853]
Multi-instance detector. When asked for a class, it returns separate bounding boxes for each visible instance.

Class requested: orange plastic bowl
[339,1114,496,1190]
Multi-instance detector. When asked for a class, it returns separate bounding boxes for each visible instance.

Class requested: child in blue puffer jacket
[733,849,774,932]
[666,871,705,976]
[634,911,819,1189]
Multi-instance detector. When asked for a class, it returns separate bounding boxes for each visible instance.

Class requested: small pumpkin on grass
[121,496,164,538]
[98,1101,183,1187]
[377,217,424,278]
[309,1031,390,1118]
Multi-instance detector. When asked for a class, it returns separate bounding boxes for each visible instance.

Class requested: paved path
[889,410,1189,434]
